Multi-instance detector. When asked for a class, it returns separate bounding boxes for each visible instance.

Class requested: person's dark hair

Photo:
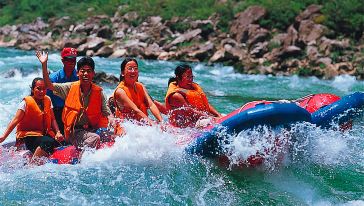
[120,58,138,81]
[30,77,44,96]
[168,64,192,86]
[77,56,95,71]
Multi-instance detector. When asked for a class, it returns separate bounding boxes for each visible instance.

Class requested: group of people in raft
[0,47,222,164]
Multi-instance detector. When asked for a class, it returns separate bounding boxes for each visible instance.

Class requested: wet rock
[209,48,226,62]
[110,49,127,58]
[324,64,339,79]
[86,50,94,56]
[0,37,16,47]
[93,72,119,85]
[95,45,114,57]
[158,51,176,61]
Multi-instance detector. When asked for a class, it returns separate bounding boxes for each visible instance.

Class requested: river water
[0,48,363,205]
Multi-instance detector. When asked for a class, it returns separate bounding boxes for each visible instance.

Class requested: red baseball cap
[61,47,77,58]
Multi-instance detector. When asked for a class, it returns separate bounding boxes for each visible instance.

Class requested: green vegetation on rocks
[0,0,362,38]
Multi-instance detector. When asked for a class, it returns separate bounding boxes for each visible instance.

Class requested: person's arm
[50,109,64,142]
[153,100,168,115]
[114,88,152,122]
[208,104,222,118]
[0,110,24,143]
[142,85,163,122]
[168,93,209,118]
[36,50,55,91]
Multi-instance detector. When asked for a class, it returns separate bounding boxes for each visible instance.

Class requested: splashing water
[0,48,363,205]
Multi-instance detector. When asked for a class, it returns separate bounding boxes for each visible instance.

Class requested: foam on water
[289,122,364,167]
[332,75,357,92]
[0,48,363,205]
[81,122,184,165]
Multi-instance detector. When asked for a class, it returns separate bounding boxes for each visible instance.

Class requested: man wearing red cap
[46,47,79,135]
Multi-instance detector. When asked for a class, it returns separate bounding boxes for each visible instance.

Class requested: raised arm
[0,109,25,144]
[35,50,54,91]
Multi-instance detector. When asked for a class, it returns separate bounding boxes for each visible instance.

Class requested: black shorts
[23,136,61,154]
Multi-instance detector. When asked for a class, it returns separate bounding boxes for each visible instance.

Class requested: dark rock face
[93,72,119,85]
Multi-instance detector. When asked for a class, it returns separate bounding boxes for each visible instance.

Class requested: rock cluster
[0,5,363,79]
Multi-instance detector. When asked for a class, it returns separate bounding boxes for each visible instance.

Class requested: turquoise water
[0,48,363,205]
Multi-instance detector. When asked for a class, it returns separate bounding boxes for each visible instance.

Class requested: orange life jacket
[165,81,211,128]
[16,96,55,139]
[113,81,148,121]
[62,81,108,140]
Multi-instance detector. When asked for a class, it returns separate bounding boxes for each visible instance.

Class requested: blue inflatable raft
[311,92,364,128]
[186,102,311,157]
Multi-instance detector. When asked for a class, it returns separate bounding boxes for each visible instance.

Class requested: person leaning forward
[36,50,111,149]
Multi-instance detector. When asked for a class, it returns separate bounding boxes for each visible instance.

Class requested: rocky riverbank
[0,5,363,79]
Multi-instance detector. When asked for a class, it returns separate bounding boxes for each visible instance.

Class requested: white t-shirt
[18,100,53,112]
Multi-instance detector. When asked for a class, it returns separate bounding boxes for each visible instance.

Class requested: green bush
[321,0,364,39]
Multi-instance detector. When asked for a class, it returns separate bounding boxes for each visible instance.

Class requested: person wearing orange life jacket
[112,58,162,126]
[36,51,111,149]
[160,64,222,128]
[0,78,64,164]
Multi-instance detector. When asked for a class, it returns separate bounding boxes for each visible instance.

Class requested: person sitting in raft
[36,51,112,149]
[0,78,64,164]
[158,64,222,128]
[111,58,162,125]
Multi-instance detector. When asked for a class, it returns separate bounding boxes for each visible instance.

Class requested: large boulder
[144,43,164,59]
[230,6,267,42]
[165,29,202,49]
[77,37,106,55]
[298,20,328,44]
[97,26,113,39]
[188,41,215,61]
[318,37,350,55]
[295,4,322,22]
[93,72,119,85]
[283,25,298,47]
[95,45,114,57]
[110,49,127,58]
[246,24,270,47]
